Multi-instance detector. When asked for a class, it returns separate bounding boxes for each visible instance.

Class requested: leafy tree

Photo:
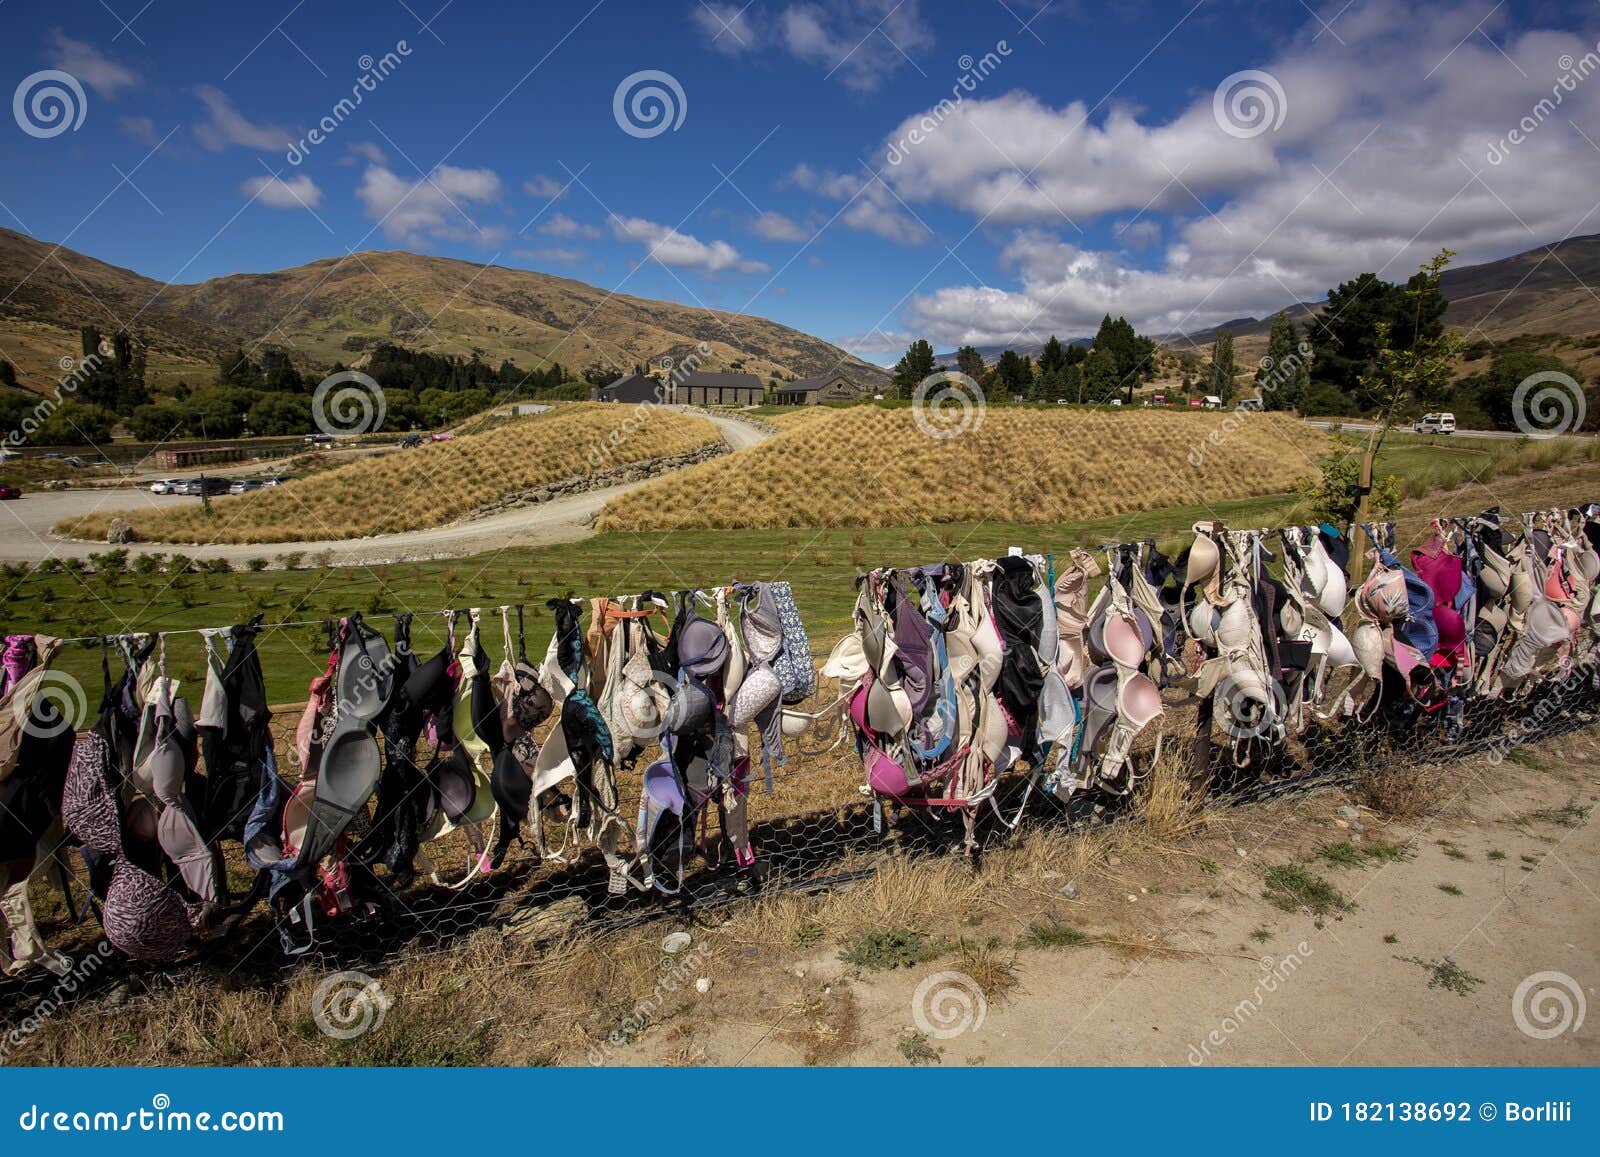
[1298,441,1402,524]
[1453,347,1584,431]
[1258,311,1309,411]
[127,402,191,442]
[994,349,1034,398]
[30,400,118,446]
[1209,331,1237,401]
[1082,347,1120,402]
[248,393,313,436]
[1093,314,1155,401]
[955,345,986,381]
[1308,269,1446,404]
[1357,250,1462,426]
[890,339,938,398]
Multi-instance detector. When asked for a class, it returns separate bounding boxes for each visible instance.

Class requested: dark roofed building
[592,371,665,404]
[774,373,856,405]
[677,371,763,407]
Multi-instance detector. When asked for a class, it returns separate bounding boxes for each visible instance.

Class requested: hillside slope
[0,228,888,392]
[599,407,1328,531]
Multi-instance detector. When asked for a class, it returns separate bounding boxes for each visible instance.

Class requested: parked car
[149,478,183,494]
[228,479,265,494]
[399,433,424,449]
[1414,412,1456,434]
[262,474,289,487]
[304,433,334,445]
[0,484,21,500]
[430,432,455,442]
[177,476,231,496]
[1236,398,1263,412]
[62,456,88,467]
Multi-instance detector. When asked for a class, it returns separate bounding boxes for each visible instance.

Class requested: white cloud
[118,115,159,147]
[786,165,928,244]
[750,210,808,242]
[46,31,138,96]
[346,141,388,166]
[356,163,505,245]
[687,0,932,90]
[607,214,769,273]
[689,2,758,55]
[879,0,1600,345]
[242,173,323,208]
[538,212,601,239]
[192,85,289,151]
[517,246,584,265]
[523,174,566,198]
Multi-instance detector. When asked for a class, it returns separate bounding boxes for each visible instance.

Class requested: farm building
[676,372,764,407]
[773,373,856,405]
[592,372,666,404]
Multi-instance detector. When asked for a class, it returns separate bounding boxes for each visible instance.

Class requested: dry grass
[56,405,722,545]
[597,407,1328,531]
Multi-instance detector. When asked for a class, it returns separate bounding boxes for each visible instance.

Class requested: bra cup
[1510,570,1534,615]
[1324,626,1358,669]
[1279,601,1304,640]
[1215,600,1254,650]
[1187,599,1218,646]
[1352,621,1385,679]
[1119,672,1163,727]
[1312,540,1348,616]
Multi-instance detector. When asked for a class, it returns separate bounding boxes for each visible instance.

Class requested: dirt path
[0,411,770,565]
[636,753,1599,1067]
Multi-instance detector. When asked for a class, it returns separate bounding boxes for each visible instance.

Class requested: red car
[0,484,21,500]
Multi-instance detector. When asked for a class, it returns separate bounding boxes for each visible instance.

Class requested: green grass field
[3,429,1593,705]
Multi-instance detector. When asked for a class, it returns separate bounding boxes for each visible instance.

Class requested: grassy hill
[597,406,1329,531]
[0,228,888,394]
[57,405,722,545]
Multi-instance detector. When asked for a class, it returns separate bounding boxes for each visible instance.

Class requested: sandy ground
[632,752,1600,1066]
[0,412,768,565]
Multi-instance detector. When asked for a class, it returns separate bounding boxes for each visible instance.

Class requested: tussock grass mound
[598,407,1328,531]
[59,405,721,545]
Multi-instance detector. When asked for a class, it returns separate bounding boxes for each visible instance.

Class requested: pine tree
[1209,331,1237,402]
[891,339,937,399]
[955,345,985,381]
[1258,311,1308,411]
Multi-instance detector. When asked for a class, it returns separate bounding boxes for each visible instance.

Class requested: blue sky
[4,0,1600,363]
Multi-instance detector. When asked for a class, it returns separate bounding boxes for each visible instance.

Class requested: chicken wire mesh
[3,653,1596,1027]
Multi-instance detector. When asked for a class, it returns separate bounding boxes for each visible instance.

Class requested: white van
[1414,412,1456,434]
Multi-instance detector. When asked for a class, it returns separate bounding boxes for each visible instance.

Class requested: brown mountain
[1163,233,1600,352]
[0,228,886,394]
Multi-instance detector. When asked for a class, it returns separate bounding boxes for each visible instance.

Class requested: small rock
[744,947,758,959]
[1333,818,1350,829]
[794,967,806,978]
[1350,819,1365,833]
[1350,833,1364,845]
[1336,805,1360,820]
[1061,881,1080,900]
[1139,886,1148,894]
[695,977,712,994]
[1107,855,1122,867]
[1236,848,1248,858]
[1126,893,1138,903]
[661,931,692,955]
[106,518,135,545]
[104,982,129,1008]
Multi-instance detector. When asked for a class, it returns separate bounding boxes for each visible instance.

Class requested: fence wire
[4,657,1597,1030]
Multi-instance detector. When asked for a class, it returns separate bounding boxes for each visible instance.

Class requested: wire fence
[4,648,1596,1027]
